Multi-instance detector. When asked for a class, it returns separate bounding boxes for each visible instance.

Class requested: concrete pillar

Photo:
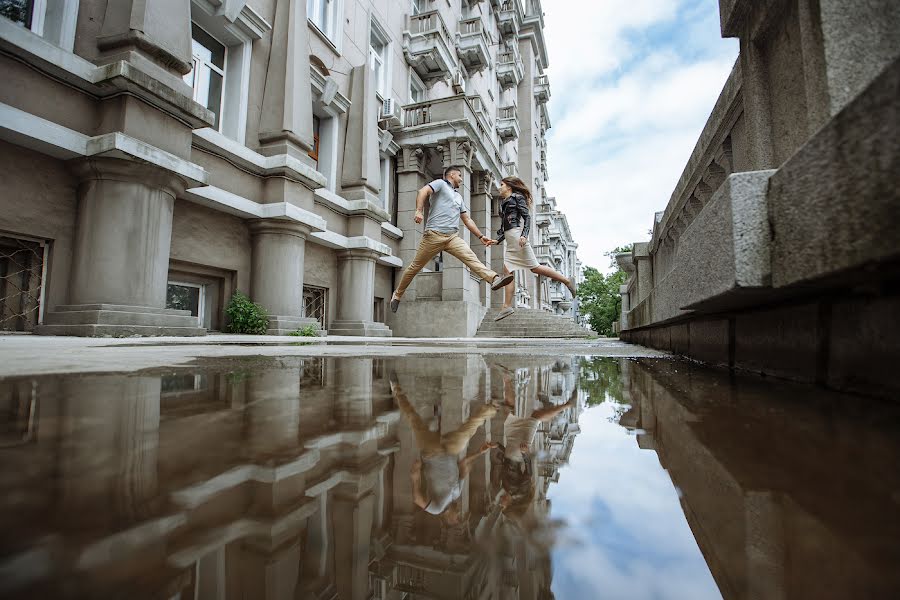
[619,284,631,330]
[95,0,192,86]
[333,488,376,600]
[436,138,477,303]
[334,358,374,429]
[236,539,303,600]
[470,172,493,307]
[341,64,382,203]
[35,158,204,336]
[248,219,320,334]
[330,250,392,336]
[245,369,301,454]
[58,376,161,522]
[258,0,316,160]
[633,242,653,305]
[394,145,428,301]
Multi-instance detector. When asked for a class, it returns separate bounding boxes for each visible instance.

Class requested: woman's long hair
[501,176,533,208]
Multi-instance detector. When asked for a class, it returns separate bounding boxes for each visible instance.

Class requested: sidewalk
[0,333,669,378]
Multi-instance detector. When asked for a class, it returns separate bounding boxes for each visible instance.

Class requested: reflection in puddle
[0,355,898,599]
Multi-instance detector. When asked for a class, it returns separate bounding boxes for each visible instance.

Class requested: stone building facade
[615,0,900,398]
[0,0,576,338]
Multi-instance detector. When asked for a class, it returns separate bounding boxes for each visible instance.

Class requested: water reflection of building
[0,355,581,599]
[618,359,900,600]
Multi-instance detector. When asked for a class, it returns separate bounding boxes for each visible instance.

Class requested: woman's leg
[502,266,515,309]
[529,264,570,285]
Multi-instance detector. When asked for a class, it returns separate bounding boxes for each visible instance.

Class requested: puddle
[0,353,898,599]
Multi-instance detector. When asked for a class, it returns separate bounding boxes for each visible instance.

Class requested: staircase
[475,308,594,338]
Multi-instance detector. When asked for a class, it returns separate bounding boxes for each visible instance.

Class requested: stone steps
[476,308,594,338]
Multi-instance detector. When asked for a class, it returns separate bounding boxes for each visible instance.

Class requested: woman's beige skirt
[503,227,540,271]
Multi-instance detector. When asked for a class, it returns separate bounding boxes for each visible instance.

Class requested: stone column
[35,158,204,336]
[58,376,161,522]
[333,484,376,600]
[258,0,316,160]
[236,538,303,600]
[249,220,321,335]
[633,242,653,305]
[436,139,475,302]
[245,368,301,455]
[394,145,428,301]
[330,250,392,336]
[95,0,193,88]
[333,358,375,429]
[341,64,382,204]
[490,192,506,306]
[470,171,493,307]
[619,283,631,330]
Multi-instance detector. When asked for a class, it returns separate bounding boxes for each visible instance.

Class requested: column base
[34,304,206,337]
[328,320,392,337]
[267,315,324,336]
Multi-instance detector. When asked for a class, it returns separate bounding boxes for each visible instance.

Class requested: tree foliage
[576,245,632,336]
[578,357,625,407]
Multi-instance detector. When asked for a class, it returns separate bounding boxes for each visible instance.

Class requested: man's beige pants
[395,230,498,298]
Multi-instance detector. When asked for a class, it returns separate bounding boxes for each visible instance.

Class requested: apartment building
[0,0,576,337]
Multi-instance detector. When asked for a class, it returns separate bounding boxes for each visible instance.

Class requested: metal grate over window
[0,235,47,332]
[303,284,328,330]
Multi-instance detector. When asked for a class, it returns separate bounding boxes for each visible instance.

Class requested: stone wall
[619,0,900,400]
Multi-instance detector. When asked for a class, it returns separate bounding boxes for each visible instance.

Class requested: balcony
[497,1,523,37]
[457,18,491,71]
[496,49,524,89]
[534,74,550,104]
[403,11,457,81]
[496,106,520,142]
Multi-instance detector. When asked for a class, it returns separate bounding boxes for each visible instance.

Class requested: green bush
[288,325,319,337]
[224,291,269,334]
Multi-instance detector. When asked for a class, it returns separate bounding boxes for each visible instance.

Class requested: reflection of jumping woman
[494,177,578,321]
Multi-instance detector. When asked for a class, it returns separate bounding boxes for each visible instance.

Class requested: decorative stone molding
[397,145,427,174]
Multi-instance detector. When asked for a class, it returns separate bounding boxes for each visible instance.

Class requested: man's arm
[460,213,496,246]
[458,442,498,479]
[414,185,433,224]
[410,459,428,509]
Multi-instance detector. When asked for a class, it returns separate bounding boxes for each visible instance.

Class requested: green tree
[576,244,632,336]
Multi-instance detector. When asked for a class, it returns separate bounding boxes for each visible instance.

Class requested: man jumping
[391,166,514,313]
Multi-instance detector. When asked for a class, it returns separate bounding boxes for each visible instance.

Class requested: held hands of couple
[480,235,496,247]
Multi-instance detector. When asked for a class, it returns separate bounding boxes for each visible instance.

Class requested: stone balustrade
[403,10,456,81]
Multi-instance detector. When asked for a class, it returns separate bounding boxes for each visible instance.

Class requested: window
[378,157,391,211]
[0,234,47,332]
[309,115,321,165]
[166,281,206,326]
[409,70,426,103]
[303,285,328,329]
[0,0,34,27]
[1,0,78,50]
[183,24,226,131]
[308,0,338,41]
[411,0,424,15]
[369,18,389,98]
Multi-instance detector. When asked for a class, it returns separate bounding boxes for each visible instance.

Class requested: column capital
[337,248,383,262]
[472,170,493,195]
[68,157,189,200]
[247,218,313,240]
[397,145,427,174]
[434,138,474,170]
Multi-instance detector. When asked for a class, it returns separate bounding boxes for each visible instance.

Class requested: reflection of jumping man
[390,373,496,519]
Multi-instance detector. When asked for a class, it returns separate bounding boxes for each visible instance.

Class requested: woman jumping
[493,176,577,321]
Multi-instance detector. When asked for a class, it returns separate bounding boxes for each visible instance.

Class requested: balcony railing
[534,74,550,104]
[497,0,523,37]
[403,11,457,81]
[457,17,490,71]
[401,96,492,146]
[496,49,524,89]
[496,105,520,142]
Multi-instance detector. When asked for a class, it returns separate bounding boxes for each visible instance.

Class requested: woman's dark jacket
[495,192,531,242]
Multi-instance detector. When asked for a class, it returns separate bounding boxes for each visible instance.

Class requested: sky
[542,0,739,272]
[548,393,721,599]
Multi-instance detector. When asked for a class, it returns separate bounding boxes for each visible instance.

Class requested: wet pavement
[1,350,898,599]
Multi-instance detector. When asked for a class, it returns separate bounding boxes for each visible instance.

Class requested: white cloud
[542,0,739,271]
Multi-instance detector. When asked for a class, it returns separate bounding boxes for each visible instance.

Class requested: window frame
[307,0,341,49]
[409,68,426,103]
[369,16,391,100]
[1,0,79,51]
[166,280,207,327]
[185,23,227,132]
